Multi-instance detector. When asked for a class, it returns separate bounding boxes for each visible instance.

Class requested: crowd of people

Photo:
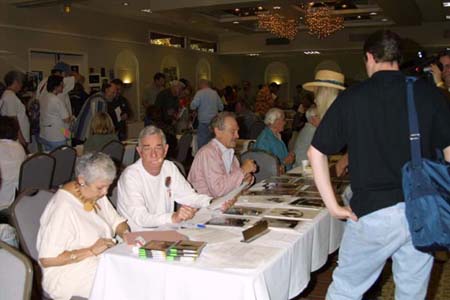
[0,29,449,300]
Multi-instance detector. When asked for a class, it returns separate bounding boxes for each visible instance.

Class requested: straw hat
[303,70,345,92]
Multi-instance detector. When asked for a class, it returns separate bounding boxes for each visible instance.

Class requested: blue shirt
[254,127,292,170]
[190,87,223,124]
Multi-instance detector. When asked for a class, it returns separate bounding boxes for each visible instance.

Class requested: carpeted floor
[295,253,450,300]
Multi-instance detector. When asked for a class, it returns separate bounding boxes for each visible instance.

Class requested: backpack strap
[405,76,422,168]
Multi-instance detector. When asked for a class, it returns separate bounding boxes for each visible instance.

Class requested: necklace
[73,182,98,212]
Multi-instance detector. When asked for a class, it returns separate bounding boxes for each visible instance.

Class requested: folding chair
[50,146,77,188]
[18,154,55,194]
[240,150,280,183]
[101,140,125,164]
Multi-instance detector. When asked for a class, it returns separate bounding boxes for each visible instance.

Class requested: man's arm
[444,146,450,162]
[307,145,357,221]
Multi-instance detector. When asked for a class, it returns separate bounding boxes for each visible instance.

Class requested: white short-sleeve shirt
[0,90,30,142]
[39,93,70,142]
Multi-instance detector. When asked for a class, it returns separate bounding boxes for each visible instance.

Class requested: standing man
[0,70,29,147]
[155,80,185,129]
[190,79,223,150]
[188,112,256,198]
[308,30,450,300]
[108,79,130,141]
[72,81,118,144]
[142,72,166,118]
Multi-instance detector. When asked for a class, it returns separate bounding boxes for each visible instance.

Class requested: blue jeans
[196,122,212,150]
[327,202,433,300]
[40,137,67,152]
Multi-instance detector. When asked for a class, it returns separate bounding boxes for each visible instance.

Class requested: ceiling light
[308,2,315,6]
[233,21,240,24]
[381,18,388,22]
[122,2,129,6]
[342,4,347,8]
[257,6,263,10]
[247,53,260,56]
[443,2,450,7]
[304,51,321,55]
[369,12,377,16]
[446,15,450,20]
[63,3,71,13]
[273,6,281,10]
[141,8,152,13]
[357,15,361,19]
[234,8,240,12]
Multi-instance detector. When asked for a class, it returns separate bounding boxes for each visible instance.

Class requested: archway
[264,61,290,106]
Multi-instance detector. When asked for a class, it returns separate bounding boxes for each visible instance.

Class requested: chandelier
[304,6,344,39]
[257,12,299,40]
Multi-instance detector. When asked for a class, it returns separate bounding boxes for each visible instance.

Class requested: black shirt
[312,71,450,217]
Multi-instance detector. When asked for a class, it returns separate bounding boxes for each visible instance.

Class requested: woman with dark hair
[0,116,27,215]
[39,75,72,151]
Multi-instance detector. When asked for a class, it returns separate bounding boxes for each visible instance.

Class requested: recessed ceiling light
[443,2,450,7]
[357,15,362,19]
[369,12,377,16]
[122,2,129,6]
[299,16,303,20]
[141,8,152,13]
[257,6,263,10]
[446,15,450,20]
[381,18,388,22]
[273,6,281,10]
[304,51,321,55]
[233,21,240,24]
[234,8,240,12]
[247,53,260,56]
[308,2,314,6]
[342,4,347,8]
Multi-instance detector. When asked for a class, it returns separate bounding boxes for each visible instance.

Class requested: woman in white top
[0,116,26,220]
[39,75,72,151]
[0,70,30,146]
[37,152,129,300]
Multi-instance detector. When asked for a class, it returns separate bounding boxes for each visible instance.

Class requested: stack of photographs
[224,206,266,217]
[262,218,301,229]
[288,197,325,209]
[265,208,320,221]
[237,195,294,205]
[206,216,250,227]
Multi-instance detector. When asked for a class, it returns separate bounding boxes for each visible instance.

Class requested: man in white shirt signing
[117,125,231,231]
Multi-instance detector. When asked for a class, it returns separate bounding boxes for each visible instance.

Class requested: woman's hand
[284,152,295,165]
[90,238,116,256]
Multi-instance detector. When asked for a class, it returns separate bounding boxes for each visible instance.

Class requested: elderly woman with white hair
[37,152,129,300]
[254,107,295,171]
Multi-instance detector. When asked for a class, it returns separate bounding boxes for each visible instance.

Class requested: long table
[89,169,345,300]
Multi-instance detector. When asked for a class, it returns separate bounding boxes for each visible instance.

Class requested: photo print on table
[206,216,250,227]
[265,208,320,220]
[224,206,266,216]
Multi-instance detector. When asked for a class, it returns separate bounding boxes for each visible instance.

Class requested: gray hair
[264,108,284,126]
[210,111,236,134]
[75,152,116,184]
[305,106,318,122]
[4,70,25,87]
[138,125,166,147]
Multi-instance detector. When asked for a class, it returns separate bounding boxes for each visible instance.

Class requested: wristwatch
[70,252,77,261]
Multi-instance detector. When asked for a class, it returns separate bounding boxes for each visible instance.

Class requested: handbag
[402,76,450,252]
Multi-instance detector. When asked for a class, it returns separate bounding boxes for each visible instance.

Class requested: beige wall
[0,3,243,120]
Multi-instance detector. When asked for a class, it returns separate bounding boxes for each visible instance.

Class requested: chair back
[133,148,140,163]
[50,146,77,188]
[169,159,186,177]
[10,189,54,262]
[108,185,118,208]
[101,140,125,164]
[248,121,266,140]
[240,150,280,183]
[176,132,193,162]
[18,154,55,193]
[0,240,33,300]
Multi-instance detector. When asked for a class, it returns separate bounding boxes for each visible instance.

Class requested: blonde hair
[90,112,115,135]
[314,86,339,119]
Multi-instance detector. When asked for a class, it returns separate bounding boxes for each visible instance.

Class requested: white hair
[305,106,318,122]
[138,125,166,147]
[264,108,284,126]
[314,86,339,118]
[75,152,116,184]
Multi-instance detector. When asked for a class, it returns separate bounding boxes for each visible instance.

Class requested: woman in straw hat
[302,69,346,119]
[294,70,348,174]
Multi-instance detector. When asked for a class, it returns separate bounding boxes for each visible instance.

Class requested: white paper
[178,228,240,244]
[208,182,250,210]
